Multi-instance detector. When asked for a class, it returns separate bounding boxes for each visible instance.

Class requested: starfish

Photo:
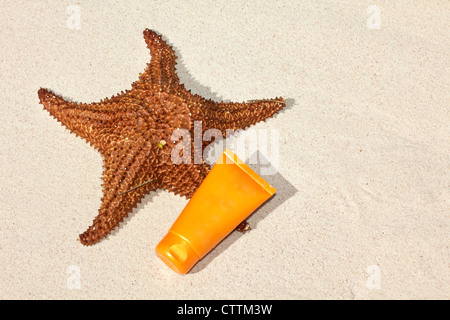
[38,29,285,246]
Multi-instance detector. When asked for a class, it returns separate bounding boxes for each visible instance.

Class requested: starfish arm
[38,88,159,152]
[190,96,286,137]
[159,162,210,199]
[78,140,158,245]
[132,29,180,91]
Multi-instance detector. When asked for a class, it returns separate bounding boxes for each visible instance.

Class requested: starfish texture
[39,29,285,246]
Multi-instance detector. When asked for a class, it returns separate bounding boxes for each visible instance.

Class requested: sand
[0,0,448,299]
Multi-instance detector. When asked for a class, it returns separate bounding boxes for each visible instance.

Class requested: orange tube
[155,149,276,274]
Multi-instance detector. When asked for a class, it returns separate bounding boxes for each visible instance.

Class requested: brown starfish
[38,29,285,246]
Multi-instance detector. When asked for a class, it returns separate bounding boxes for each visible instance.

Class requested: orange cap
[155,231,200,274]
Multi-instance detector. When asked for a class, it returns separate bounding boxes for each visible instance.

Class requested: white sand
[0,0,448,299]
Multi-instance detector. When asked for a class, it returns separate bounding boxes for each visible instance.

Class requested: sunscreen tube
[155,149,276,274]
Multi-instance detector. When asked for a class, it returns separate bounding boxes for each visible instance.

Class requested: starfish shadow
[275,97,295,117]
[190,152,298,274]
[168,39,232,103]
[164,31,295,109]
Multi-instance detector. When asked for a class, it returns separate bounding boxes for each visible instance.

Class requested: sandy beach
[0,0,448,299]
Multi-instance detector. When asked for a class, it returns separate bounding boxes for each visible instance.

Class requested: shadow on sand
[190,152,298,273]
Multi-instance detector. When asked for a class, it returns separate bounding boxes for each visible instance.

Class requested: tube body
[155,149,276,274]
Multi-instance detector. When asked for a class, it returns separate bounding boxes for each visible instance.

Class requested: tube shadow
[190,152,298,273]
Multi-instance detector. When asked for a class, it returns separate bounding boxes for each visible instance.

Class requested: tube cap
[155,231,200,274]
